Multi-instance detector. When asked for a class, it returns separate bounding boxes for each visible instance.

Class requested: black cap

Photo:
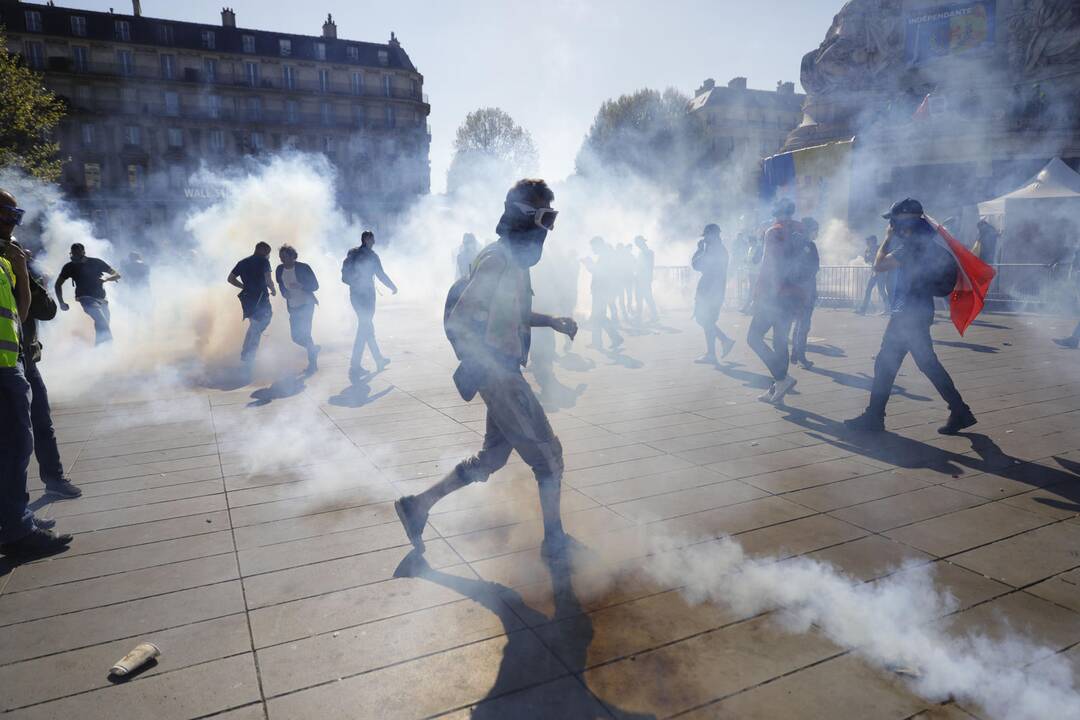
[703,223,721,237]
[882,198,924,219]
[772,198,796,218]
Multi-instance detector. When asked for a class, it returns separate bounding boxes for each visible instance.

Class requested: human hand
[392,287,398,295]
[552,317,577,340]
[59,302,69,312]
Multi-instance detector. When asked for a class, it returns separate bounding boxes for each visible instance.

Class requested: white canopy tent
[978,157,1080,216]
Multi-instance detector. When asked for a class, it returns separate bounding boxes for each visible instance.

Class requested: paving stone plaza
[2,304,1079,719]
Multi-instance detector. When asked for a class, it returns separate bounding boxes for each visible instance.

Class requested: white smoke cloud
[646,536,1080,720]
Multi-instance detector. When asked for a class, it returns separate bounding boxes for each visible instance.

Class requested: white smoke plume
[646,537,1080,720]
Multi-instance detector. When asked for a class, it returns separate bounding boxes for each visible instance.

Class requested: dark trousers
[636,279,657,322]
[241,304,272,363]
[791,294,815,361]
[288,303,316,351]
[24,355,64,483]
[78,297,111,345]
[351,301,384,372]
[747,305,794,381]
[868,309,966,417]
[461,367,563,481]
[591,294,621,346]
[859,273,890,313]
[0,365,34,543]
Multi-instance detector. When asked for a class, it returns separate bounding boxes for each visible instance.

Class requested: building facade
[1,0,431,234]
[688,77,805,164]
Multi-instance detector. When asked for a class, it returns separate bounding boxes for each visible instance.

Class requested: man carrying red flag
[845,198,977,435]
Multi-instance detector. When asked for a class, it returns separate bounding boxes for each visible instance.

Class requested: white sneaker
[758,383,777,402]
[771,375,798,404]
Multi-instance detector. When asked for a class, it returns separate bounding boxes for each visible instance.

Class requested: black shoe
[540,531,587,563]
[843,412,885,432]
[1,527,73,559]
[1053,337,1079,349]
[349,366,370,384]
[44,478,82,498]
[938,408,977,435]
[394,495,428,552]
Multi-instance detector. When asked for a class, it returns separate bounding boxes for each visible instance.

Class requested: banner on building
[904,0,996,65]
[760,139,854,223]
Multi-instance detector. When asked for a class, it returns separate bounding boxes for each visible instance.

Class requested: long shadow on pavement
[395,550,657,719]
[778,406,1080,507]
[804,365,932,402]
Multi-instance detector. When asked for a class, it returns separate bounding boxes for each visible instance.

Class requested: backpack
[29,273,57,321]
[443,274,471,361]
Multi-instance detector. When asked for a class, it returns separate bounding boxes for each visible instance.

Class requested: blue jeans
[0,364,35,543]
[78,297,112,345]
[241,304,272,363]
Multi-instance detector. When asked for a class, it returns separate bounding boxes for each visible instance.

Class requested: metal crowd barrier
[654,263,1070,312]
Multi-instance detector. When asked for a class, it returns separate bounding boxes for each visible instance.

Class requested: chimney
[776,81,795,95]
[727,77,747,90]
[389,31,400,48]
[696,78,716,95]
[322,13,337,39]
[132,0,141,16]
[221,7,236,28]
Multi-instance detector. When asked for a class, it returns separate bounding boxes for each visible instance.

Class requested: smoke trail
[646,537,1080,720]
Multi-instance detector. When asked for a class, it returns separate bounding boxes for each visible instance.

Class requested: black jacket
[274,261,319,309]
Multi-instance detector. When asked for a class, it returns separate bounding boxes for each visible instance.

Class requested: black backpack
[443,274,471,361]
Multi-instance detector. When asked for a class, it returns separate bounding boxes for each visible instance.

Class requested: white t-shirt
[281,266,313,309]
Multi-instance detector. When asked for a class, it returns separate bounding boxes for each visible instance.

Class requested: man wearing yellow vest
[0,190,73,559]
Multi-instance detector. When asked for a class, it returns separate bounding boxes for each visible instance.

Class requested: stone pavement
[2,305,1079,719]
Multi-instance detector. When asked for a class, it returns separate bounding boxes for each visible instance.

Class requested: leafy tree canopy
[0,29,65,182]
[447,107,538,194]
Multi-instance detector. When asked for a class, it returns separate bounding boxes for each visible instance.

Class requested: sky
[61,0,842,192]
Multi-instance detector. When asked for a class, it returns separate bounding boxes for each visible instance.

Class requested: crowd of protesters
[0,176,1013,566]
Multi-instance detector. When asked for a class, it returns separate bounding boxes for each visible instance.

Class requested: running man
[394,179,578,560]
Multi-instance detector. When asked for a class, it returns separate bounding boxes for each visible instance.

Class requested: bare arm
[227,272,243,290]
[264,270,276,296]
[873,227,900,273]
[375,258,397,294]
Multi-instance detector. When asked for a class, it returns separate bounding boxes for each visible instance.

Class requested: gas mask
[496,200,554,267]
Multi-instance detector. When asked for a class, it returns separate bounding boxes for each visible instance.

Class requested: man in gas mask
[395,179,579,561]
[845,198,975,434]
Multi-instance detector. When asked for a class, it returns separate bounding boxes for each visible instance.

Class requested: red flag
[926,216,996,336]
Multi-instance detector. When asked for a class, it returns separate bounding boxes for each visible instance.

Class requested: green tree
[447,107,538,193]
[0,29,66,182]
[576,87,703,185]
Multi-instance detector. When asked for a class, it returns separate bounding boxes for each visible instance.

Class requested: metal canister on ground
[109,642,160,677]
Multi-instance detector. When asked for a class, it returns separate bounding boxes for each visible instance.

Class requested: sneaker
[797,357,815,369]
[854,308,866,316]
[771,375,798,404]
[44,478,82,498]
[758,383,777,403]
[610,335,624,350]
[694,353,718,365]
[720,336,736,358]
[394,495,428,552]
[349,366,370,383]
[938,408,977,435]
[1053,337,1079,349]
[376,356,391,371]
[32,515,56,530]
[843,412,885,432]
[1,527,72,559]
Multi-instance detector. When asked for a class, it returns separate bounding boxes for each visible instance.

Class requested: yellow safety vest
[0,256,21,368]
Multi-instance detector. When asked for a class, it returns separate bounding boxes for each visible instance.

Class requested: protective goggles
[0,206,25,226]
[513,201,558,231]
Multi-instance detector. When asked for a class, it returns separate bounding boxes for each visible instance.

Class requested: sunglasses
[513,201,558,231]
[0,207,25,226]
